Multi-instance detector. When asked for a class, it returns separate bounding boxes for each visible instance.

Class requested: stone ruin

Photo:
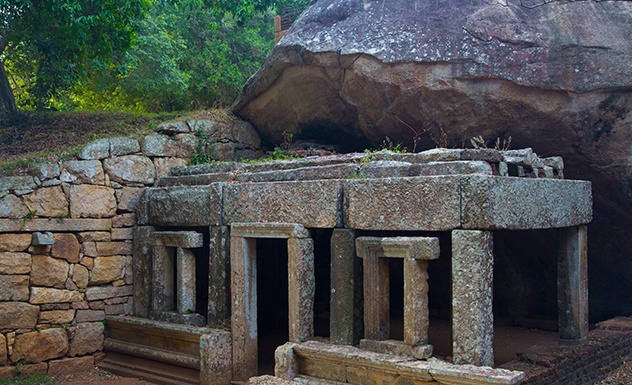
[0,122,595,384]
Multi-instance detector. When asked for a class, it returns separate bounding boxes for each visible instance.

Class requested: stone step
[100,351,199,385]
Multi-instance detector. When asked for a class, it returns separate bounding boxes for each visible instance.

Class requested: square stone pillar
[230,236,258,381]
[152,245,174,312]
[404,259,430,346]
[330,229,363,345]
[177,247,196,314]
[288,237,315,343]
[363,255,390,341]
[558,225,588,343]
[208,226,230,326]
[451,230,494,367]
[133,226,154,318]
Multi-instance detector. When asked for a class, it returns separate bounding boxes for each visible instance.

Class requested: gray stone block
[224,180,342,228]
[148,185,222,226]
[32,231,54,245]
[109,137,141,156]
[150,231,204,248]
[344,176,461,231]
[460,175,593,230]
[200,330,232,385]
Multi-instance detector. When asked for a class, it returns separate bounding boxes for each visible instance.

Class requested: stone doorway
[230,223,315,381]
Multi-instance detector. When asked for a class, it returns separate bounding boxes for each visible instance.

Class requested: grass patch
[0,373,56,385]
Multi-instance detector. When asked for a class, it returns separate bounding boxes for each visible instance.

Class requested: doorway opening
[256,238,289,375]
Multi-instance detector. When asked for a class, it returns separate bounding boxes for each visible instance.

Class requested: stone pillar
[177,247,196,314]
[330,229,363,345]
[288,237,315,343]
[451,230,494,367]
[152,245,174,312]
[200,330,232,385]
[230,236,258,381]
[208,226,230,326]
[404,259,429,346]
[363,255,390,341]
[133,226,154,317]
[558,225,588,343]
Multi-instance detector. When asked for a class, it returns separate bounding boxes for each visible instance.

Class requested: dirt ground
[53,367,157,385]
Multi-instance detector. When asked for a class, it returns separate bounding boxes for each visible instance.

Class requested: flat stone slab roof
[144,148,591,231]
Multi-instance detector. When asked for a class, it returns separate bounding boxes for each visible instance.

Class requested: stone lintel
[356,236,439,260]
[231,222,309,239]
[359,339,432,359]
[460,176,592,230]
[0,218,112,232]
[150,231,204,248]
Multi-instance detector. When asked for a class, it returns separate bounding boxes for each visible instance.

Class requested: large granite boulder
[234,0,632,320]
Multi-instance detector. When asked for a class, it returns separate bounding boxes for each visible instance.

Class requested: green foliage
[190,129,216,165]
[1,0,150,110]
[0,373,55,385]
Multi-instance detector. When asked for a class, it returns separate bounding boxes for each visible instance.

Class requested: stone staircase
[100,316,213,385]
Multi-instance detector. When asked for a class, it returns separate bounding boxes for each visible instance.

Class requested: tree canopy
[0,0,151,113]
[1,0,311,113]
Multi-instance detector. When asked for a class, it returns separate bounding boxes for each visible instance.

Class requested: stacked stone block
[0,118,260,378]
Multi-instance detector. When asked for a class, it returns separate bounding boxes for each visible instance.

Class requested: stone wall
[0,118,260,378]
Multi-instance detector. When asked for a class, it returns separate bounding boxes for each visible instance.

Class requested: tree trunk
[0,60,17,114]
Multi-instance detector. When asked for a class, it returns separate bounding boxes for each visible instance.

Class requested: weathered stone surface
[132,226,153,318]
[148,185,221,226]
[225,180,342,228]
[112,213,136,228]
[30,287,84,304]
[78,139,110,160]
[460,175,592,230]
[344,176,460,231]
[200,330,233,385]
[109,137,141,156]
[29,163,61,181]
[76,309,105,322]
[22,186,68,217]
[60,160,105,185]
[0,194,29,218]
[233,0,632,319]
[77,231,111,242]
[111,228,133,240]
[0,234,31,251]
[32,232,54,246]
[0,334,6,366]
[0,252,31,274]
[12,328,68,363]
[0,176,37,193]
[0,219,112,232]
[154,157,187,180]
[68,322,104,356]
[96,242,133,256]
[157,120,190,134]
[356,236,440,260]
[90,256,124,285]
[47,356,95,376]
[52,233,81,263]
[70,184,116,218]
[85,285,133,301]
[452,230,494,367]
[141,133,179,157]
[116,186,145,212]
[31,255,69,288]
[103,155,155,185]
[0,302,39,329]
[39,310,76,324]
[150,231,204,248]
[0,275,29,301]
[72,264,89,289]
